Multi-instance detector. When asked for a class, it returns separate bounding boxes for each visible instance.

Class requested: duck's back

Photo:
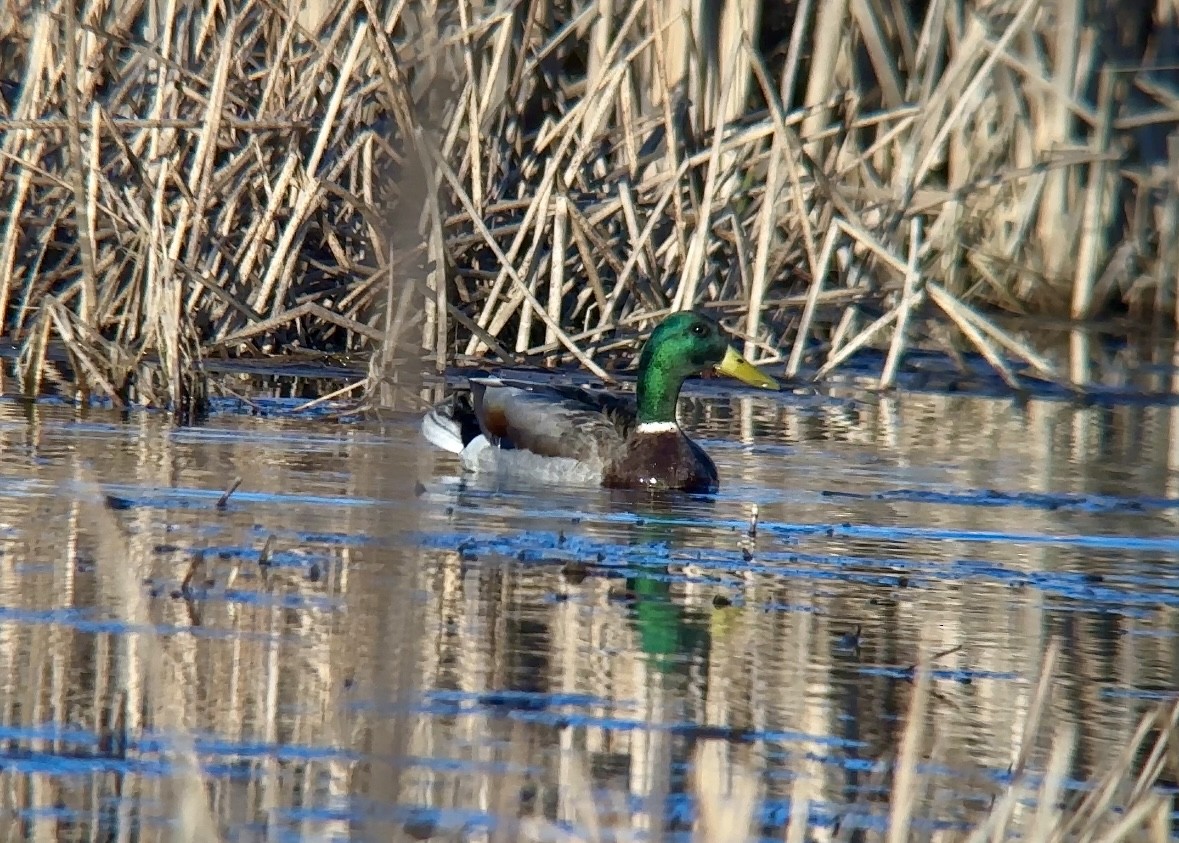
[470,378,628,465]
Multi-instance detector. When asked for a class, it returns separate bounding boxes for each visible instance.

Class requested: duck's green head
[635,312,779,424]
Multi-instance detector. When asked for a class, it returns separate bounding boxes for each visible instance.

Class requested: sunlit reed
[2,0,1178,409]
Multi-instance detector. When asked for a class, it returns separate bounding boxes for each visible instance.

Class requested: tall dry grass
[2,0,1179,409]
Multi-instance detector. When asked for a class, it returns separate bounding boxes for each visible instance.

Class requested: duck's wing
[470,376,633,463]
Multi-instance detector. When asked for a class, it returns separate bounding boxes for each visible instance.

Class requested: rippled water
[0,380,1177,840]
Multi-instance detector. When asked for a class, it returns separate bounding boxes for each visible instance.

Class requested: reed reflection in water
[0,386,1176,840]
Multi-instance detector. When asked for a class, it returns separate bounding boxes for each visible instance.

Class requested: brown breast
[602,430,719,493]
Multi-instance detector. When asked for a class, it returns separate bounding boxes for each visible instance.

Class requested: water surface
[0,382,1176,840]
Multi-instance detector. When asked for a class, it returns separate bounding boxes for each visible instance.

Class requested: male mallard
[421,311,779,493]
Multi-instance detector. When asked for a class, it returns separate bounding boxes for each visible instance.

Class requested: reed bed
[2,0,1179,411]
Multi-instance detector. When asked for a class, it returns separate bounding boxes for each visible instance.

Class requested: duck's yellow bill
[716,346,780,390]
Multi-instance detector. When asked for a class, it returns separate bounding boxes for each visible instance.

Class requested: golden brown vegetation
[2,0,1178,408]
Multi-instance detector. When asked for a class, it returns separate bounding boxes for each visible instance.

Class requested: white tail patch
[458,434,492,468]
[635,421,679,434]
[420,408,465,454]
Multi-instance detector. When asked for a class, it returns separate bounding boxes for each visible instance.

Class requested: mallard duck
[421,311,779,492]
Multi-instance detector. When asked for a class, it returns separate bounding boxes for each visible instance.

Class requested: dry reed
[2,0,1179,410]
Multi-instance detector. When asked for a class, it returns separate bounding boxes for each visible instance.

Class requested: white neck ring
[635,421,679,434]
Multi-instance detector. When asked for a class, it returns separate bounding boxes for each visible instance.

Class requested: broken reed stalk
[1,0,1177,408]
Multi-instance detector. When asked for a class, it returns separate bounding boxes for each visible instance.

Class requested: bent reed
[2,0,1178,412]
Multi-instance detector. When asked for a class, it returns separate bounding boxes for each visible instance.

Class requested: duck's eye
[690,323,707,336]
